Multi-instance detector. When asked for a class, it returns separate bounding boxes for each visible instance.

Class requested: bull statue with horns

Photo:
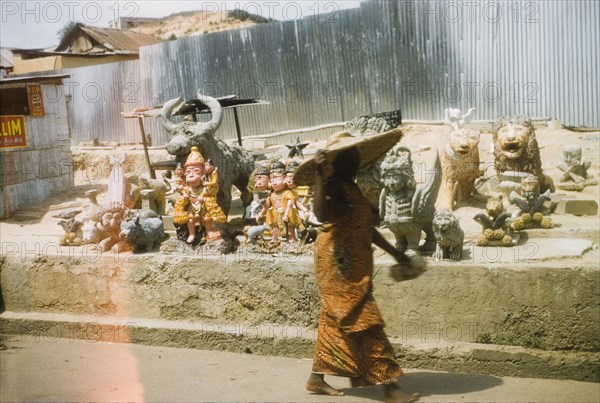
[160,91,255,217]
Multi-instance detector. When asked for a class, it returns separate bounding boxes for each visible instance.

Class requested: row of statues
[57,154,167,253]
[165,145,316,248]
[56,99,594,257]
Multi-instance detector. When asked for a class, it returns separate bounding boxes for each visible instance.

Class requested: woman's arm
[312,150,338,222]
[372,228,409,263]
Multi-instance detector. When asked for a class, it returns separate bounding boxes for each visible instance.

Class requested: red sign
[27,83,45,117]
[0,115,28,149]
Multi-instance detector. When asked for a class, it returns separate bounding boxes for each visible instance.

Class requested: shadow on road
[340,371,503,401]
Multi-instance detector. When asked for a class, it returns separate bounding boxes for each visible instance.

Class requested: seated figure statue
[554,144,597,191]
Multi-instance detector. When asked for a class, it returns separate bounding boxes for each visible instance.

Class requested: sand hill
[129,10,272,40]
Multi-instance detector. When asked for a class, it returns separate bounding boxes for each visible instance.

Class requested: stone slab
[241,139,267,149]
[162,214,175,231]
[469,238,594,263]
[554,199,598,216]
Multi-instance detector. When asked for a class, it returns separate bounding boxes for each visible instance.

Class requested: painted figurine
[174,162,186,194]
[285,160,311,221]
[246,162,271,220]
[172,146,224,244]
[202,158,227,240]
[258,161,301,243]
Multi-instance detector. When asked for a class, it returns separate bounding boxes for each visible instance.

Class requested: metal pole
[137,116,156,179]
[233,107,242,146]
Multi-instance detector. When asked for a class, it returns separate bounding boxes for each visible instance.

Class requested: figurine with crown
[172,146,225,245]
[201,158,226,240]
[258,161,301,243]
[285,160,311,222]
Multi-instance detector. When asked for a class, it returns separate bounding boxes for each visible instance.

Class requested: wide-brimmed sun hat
[293,128,404,186]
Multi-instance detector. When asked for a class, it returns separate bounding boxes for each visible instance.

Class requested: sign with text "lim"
[0,115,28,149]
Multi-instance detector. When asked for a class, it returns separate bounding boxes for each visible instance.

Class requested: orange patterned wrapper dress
[312,181,403,384]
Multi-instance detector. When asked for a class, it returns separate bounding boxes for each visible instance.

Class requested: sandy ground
[2,335,599,403]
[130,10,260,40]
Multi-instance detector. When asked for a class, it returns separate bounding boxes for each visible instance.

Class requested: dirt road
[1,335,598,402]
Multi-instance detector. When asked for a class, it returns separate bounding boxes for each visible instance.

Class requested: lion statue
[437,127,484,210]
[432,209,464,261]
[493,117,555,201]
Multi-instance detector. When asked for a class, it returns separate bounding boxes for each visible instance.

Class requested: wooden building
[11,24,161,75]
[0,74,72,218]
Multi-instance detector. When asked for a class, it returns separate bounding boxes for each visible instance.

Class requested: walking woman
[294,130,422,403]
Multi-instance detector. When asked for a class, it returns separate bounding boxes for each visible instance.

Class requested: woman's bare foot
[350,376,372,387]
[306,373,344,396]
[186,234,195,244]
[384,382,419,403]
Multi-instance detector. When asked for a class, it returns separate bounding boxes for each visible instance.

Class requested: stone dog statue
[432,209,464,261]
[119,215,167,253]
[160,91,255,216]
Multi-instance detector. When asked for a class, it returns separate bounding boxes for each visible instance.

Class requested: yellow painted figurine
[258,161,301,243]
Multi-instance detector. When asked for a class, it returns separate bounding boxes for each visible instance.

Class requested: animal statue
[438,127,484,210]
[247,223,270,244]
[58,219,83,246]
[126,175,169,215]
[432,209,464,261]
[509,175,554,230]
[52,209,82,220]
[473,195,514,246]
[492,117,555,201]
[97,209,131,253]
[444,107,476,130]
[81,220,109,244]
[119,215,167,253]
[160,91,255,216]
[379,145,442,255]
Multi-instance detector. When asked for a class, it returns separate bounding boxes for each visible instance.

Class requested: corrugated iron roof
[0,73,70,84]
[55,24,161,54]
[1,48,13,68]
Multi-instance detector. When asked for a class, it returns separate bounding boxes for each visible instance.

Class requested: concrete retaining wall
[1,250,598,353]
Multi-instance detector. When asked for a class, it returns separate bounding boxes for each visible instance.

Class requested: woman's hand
[393,250,409,264]
[314,149,327,173]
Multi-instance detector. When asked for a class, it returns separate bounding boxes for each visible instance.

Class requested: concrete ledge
[1,251,599,353]
[2,311,598,382]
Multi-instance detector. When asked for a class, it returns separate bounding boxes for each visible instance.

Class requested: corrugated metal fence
[48,0,599,145]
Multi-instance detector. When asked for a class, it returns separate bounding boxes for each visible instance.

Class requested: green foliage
[228,9,274,24]
[56,21,80,42]
[167,34,177,41]
[474,333,492,344]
